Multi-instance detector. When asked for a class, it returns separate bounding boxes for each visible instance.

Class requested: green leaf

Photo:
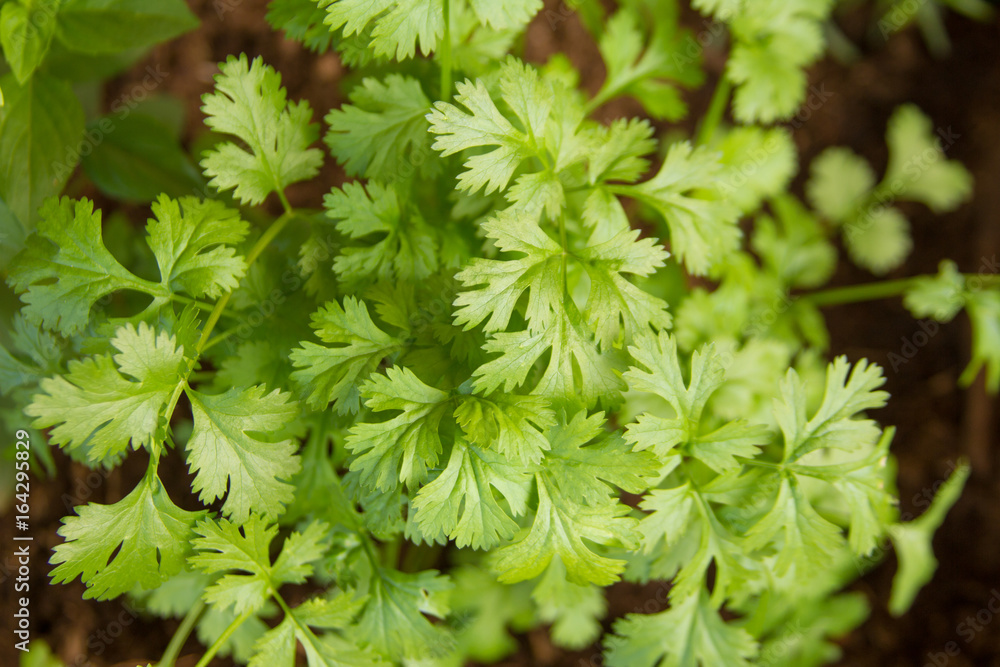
[190,515,331,614]
[888,461,970,615]
[1,0,59,82]
[624,333,765,472]
[7,197,164,334]
[593,4,703,119]
[883,104,972,213]
[428,58,552,195]
[726,0,832,124]
[903,260,965,322]
[324,75,433,181]
[324,181,438,285]
[80,113,206,202]
[54,0,197,54]
[185,385,301,522]
[959,289,1000,392]
[454,391,555,465]
[412,436,530,549]
[473,312,625,408]
[453,207,563,334]
[346,366,450,491]
[26,323,185,465]
[627,141,741,275]
[290,297,403,413]
[355,568,453,660]
[806,147,875,224]
[716,127,797,214]
[752,194,836,289]
[323,0,443,60]
[493,474,638,586]
[147,194,249,299]
[267,0,337,53]
[745,475,845,577]
[843,206,912,275]
[50,469,204,600]
[467,0,541,29]
[772,356,888,460]
[201,54,323,205]
[0,74,84,227]
[606,589,758,667]
[544,411,658,503]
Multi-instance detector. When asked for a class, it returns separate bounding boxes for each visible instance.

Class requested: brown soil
[2,1,998,666]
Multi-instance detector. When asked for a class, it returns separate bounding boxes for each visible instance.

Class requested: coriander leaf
[345,366,450,491]
[903,260,965,322]
[726,0,832,124]
[473,313,625,408]
[468,0,542,30]
[190,515,331,615]
[412,436,530,550]
[185,386,301,523]
[323,0,442,60]
[50,470,203,600]
[454,392,556,465]
[843,206,912,275]
[806,147,875,224]
[266,0,336,53]
[1,0,58,82]
[356,568,453,660]
[428,58,552,195]
[584,118,656,186]
[290,297,403,413]
[532,560,606,649]
[544,411,658,504]
[493,475,638,586]
[325,181,438,285]
[26,323,184,465]
[325,75,433,181]
[888,461,970,615]
[453,206,563,333]
[146,195,249,299]
[626,142,741,275]
[716,127,797,214]
[773,356,887,460]
[576,224,671,348]
[54,0,197,54]
[752,194,837,289]
[959,289,1000,392]
[637,483,696,551]
[883,104,972,213]
[8,197,165,334]
[745,475,845,577]
[593,4,703,119]
[201,54,323,205]
[606,589,758,667]
[250,614,383,667]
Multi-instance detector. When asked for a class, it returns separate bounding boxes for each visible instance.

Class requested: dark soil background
[1,1,998,666]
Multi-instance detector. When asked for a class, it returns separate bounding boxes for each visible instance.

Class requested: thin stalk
[169,294,218,313]
[695,76,731,146]
[193,610,252,667]
[159,599,206,667]
[440,0,453,99]
[800,278,917,307]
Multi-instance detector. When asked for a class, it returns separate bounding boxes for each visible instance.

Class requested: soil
[1,1,998,666]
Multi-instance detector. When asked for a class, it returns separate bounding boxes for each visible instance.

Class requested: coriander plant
[1,0,995,665]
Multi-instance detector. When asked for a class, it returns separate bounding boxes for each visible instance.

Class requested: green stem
[695,76,732,146]
[195,210,295,355]
[800,278,917,307]
[170,294,224,314]
[159,599,206,667]
[440,0,453,99]
[193,610,252,667]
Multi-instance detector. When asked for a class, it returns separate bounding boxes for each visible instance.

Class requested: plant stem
[159,599,206,667]
[169,294,218,313]
[695,76,731,146]
[440,0,453,99]
[193,610,252,667]
[195,210,295,355]
[800,278,917,307]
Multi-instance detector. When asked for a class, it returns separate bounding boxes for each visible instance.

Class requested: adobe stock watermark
[923,588,1000,667]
